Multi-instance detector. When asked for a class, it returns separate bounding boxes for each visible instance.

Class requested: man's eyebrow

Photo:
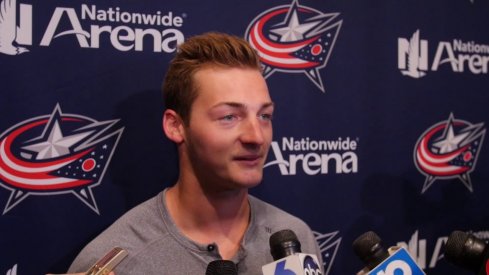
[211,102,275,109]
[212,102,245,109]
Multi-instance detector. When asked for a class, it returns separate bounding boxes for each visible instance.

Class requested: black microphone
[445,230,489,274]
[262,229,323,275]
[352,231,389,271]
[269,229,302,260]
[352,231,425,275]
[205,260,238,275]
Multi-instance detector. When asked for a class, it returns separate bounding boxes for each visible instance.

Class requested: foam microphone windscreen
[352,231,389,270]
[205,260,238,275]
[445,230,488,273]
[269,229,302,261]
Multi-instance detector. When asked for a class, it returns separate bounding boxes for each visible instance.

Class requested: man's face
[183,66,274,191]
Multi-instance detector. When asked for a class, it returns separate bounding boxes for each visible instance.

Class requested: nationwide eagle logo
[245,0,342,93]
[0,104,123,214]
[414,114,485,193]
[0,0,31,55]
[398,29,428,78]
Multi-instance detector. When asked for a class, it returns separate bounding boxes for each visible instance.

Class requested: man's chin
[236,175,263,189]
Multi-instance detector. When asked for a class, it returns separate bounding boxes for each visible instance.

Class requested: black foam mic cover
[269,229,302,261]
[445,230,489,274]
[352,231,390,270]
[205,260,238,275]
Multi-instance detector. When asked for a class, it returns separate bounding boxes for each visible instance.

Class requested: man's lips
[234,154,263,163]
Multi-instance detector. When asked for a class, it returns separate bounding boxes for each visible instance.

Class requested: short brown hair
[162,32,261,125]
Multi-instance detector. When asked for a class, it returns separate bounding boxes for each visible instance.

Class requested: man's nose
[240,118,265,145]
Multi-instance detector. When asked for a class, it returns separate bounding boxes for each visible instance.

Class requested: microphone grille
[352,231,382,259]
[444,230,487,272]
[352,231,389,270]
[270,229,299,247]
[269,229,302,260]
[444,230,469,262]
[205,260,237,275]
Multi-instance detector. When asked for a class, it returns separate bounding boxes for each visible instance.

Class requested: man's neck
[165,180,251,260]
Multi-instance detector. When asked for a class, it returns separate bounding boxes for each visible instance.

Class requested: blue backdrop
[1,0,488,274]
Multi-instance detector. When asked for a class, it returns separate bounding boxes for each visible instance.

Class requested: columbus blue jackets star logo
[414,113,485,193]
[245,0,342,92]
[0,104,124,214]
[314,230,341,274]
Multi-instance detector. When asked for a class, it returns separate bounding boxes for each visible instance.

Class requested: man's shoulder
[247,195,320,257]
[248,195,312,232]
[68,192,169,272]
[116,192,164,225]
[99,191,168,240]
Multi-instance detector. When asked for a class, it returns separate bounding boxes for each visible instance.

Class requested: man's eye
[220,115,236,121]
[259,113,273,121]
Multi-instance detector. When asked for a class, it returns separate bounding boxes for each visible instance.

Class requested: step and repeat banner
[1,0,488,274]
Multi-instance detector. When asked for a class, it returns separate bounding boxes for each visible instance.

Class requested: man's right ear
[162,109,185,143]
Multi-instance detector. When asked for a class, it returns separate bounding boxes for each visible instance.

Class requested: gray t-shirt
[69,189,322,274]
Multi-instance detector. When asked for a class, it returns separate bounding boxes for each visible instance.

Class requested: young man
[68,32,321,274]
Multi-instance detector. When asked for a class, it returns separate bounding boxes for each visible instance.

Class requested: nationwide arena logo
[265,136,358,176]
[0,104,123,214]
[395,231,447,271]
[414,113,485,193]
[0,0,185,55]
[314,230,342,275]
[398,29,489,78]
[245,0,342,93]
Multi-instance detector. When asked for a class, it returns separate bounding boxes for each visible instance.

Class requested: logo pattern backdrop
[1,0,488,274]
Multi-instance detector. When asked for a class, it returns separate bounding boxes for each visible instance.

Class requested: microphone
[205,260,238,275]
[444,230,489,274]
[352,231,425,275]
[262,229,323,275]
[353,231,389,271]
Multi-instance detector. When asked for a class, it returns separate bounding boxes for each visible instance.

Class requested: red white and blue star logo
[414,114,485,193]
[245,0,342,93]
[0,104,124,214]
